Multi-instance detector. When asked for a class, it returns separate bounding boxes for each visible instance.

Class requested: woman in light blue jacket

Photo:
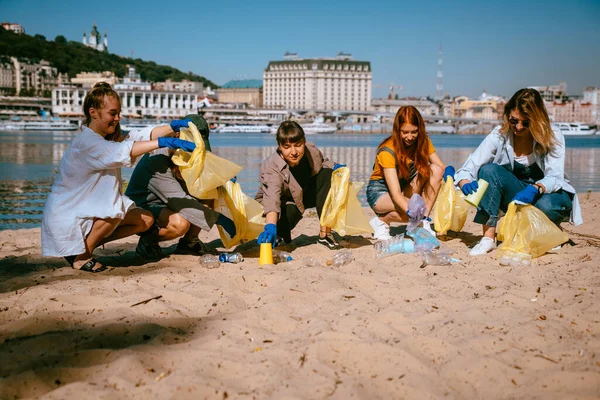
[454,88,582,256]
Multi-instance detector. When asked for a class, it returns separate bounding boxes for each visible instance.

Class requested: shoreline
[0,196,598,398]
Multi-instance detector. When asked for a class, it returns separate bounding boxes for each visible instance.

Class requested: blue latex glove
[230,176,237,183]
[169,118,192,132]
[443,166,455,182]
[157,137,196,152]
[461,180,479,196]
[513,185,539,204]
[257,223,277,247]
[216,214,236,237]
[333,163,346,171]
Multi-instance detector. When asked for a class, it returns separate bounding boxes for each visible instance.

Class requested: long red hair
[377,105,430,182]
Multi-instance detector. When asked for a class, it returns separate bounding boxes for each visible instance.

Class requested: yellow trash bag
[497,202,569,259]
[215,180,266,249]
[171,122,243,199]
[319,167,373,236]
[432,177,469,235]
[450,192,469,233]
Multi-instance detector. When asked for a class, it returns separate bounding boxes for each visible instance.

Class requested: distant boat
[0,119,79,131]
[552,122,596,136]
[120,121,161,131]
[216,125,271,133]
[426,124,456,134]
[302,117,336,134]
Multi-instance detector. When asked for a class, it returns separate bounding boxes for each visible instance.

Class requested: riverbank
[0,195,599,399]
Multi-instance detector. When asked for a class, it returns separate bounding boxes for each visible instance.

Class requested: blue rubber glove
[157,137,196,152]
[443,166,455,182]
[216,214,236,237]
[461,180,479,196]
[257,223,277,247]
[230,176,237,183]
[333,163,346,171]
[513,185,539,204]
[169,118,192,133]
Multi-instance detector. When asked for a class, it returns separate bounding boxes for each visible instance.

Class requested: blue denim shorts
[366,179,389,209]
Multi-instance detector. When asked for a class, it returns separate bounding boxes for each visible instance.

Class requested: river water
[1,130,599,230]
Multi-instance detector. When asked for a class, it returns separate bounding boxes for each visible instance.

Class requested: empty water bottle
[375,234,415,258]
[408,227,440,251]
[273,250,293,263]
[498,250,531,267]
[199,254,220,269]
[326,249,353,267]
[304,257,322,267]
[219,252,244,263]
[422,251,461,266]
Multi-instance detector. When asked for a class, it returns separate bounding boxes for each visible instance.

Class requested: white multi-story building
[1,22,25,34]
[530,82,568,102]
[52,86,198,118]
[155,79,204,93]
[71,71,117,88]
[114,66,151,91]
[263,52,371,111]
[0,57,68,96]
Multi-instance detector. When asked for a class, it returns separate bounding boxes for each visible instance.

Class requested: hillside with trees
[0,29,217,88]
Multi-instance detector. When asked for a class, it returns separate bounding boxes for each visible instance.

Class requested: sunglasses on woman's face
[509,117,530,128]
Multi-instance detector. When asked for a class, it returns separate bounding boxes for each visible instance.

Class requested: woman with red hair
[367,106,453,240]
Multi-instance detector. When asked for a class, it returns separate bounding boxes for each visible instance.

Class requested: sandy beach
[0,194,599,399]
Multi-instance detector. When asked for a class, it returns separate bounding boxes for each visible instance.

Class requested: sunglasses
[508,117,529,128]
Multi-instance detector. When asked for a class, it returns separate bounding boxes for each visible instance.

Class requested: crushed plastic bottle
[407,227,440,252]
[326,249,353,267]
[219,252,244,263]
[498,250,532,267]
[375,234,415,258]
[422,250,462,266]
[199,254,220,269]
[304,257,322,267]
[407,194,428,231]
[273,250,293,263]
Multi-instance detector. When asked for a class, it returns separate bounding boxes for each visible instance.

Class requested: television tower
[436,45,443,101]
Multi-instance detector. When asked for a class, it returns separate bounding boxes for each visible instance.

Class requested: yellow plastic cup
[464,179,489,207]
[259,242,274,265]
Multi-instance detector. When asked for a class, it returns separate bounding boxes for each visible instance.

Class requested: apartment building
[263,52,372,111]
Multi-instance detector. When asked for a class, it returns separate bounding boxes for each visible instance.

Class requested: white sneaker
[422,219,437,237]
[370,216,391,240]
[469,237,497,256]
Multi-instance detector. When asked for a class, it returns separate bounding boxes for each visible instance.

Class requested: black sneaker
[135,237,165,260]
[174,238,214,255]
[317,233,342,250]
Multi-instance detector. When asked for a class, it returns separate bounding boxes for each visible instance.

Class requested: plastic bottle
[375,235,415,258]
[304,257,322,267]
[273,250,293,263]
[326,249,353,267]
[219,252,244,263]
[407,227,440,251]
[199,254,220,269]
[498,250,532,267]
[422,251,461,266]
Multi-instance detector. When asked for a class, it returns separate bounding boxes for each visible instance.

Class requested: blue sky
[1,0,599,99]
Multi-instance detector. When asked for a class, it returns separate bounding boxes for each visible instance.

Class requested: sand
[1,194,599,399]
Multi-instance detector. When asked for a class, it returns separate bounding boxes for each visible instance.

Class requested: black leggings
[277,168,333,242]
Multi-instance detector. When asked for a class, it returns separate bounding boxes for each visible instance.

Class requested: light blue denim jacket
[455,126,582,226]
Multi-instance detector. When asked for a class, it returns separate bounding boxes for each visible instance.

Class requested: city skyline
[1,0,599,99]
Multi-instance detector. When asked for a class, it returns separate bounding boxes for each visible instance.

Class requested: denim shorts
[366,179,389,209]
